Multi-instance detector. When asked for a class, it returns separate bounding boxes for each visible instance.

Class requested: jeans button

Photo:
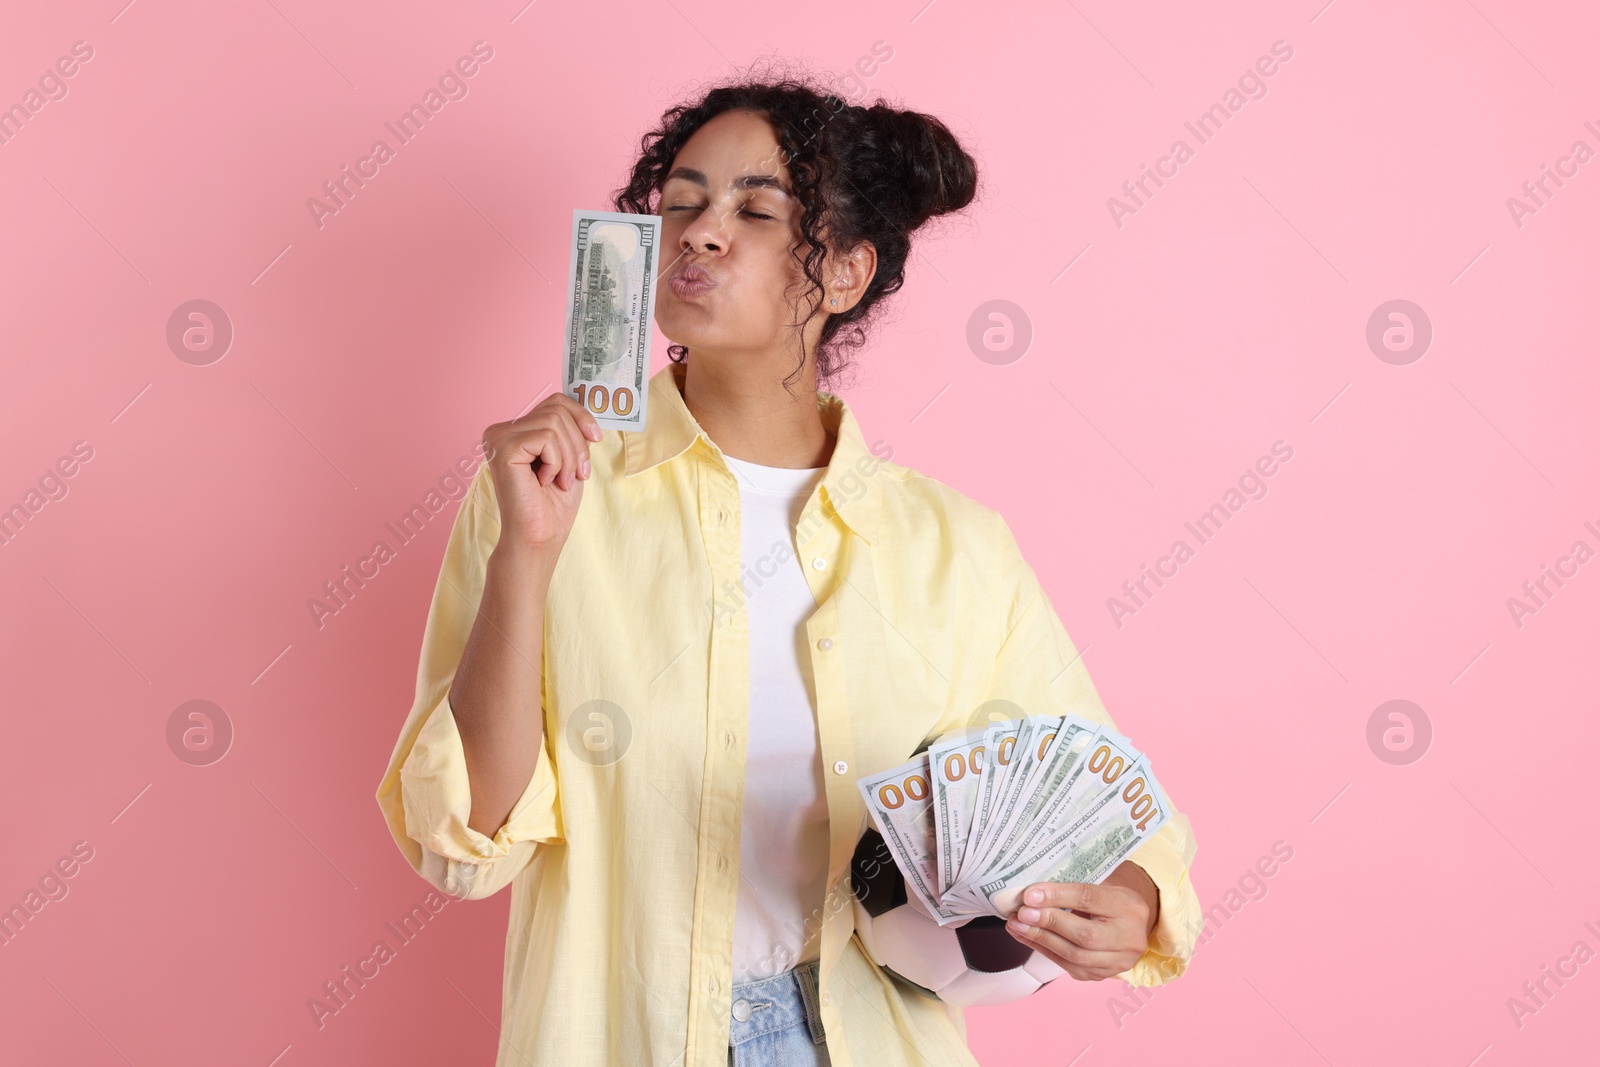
[732,998,752,1022]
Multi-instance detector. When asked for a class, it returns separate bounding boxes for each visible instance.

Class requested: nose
[679,202,729,257]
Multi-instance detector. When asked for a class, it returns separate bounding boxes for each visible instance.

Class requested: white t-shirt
[722,452,832,985]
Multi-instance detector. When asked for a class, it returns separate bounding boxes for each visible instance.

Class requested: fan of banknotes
[856,714,1172,926]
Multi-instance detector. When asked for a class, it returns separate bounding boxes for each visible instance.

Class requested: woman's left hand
[1004,861,1159,981]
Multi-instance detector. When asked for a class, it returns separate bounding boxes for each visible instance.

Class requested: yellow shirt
[375,360,1202,1067]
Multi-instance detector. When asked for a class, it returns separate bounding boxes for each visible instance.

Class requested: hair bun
[860,104,978,229]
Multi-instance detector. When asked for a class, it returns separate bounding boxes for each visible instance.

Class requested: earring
[831,298,838,306]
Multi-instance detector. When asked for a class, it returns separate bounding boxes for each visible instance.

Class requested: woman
[377,72,1201,1067]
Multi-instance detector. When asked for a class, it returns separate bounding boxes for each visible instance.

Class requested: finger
[534,417,578,490]
[523,400,596,487]
[1022,881,1124,919]
[524,392,602,445]
[549,407,594,484]
[484,424,529,472]
[549,423,582,490]
[515,428,568,488]
[555,392,605,444]
[1018,905,1111,952]
[506,394,574,436]
[527,418,577,488]
[1005,919,1129,975]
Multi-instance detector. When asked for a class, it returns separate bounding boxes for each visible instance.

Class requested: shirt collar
[623,360,882,546]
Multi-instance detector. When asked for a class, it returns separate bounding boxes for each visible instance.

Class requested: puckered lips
[667,261,716,299]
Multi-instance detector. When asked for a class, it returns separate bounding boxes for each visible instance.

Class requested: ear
[827,241,878,314]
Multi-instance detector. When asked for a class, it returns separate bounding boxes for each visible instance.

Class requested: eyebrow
[663,166,793,198]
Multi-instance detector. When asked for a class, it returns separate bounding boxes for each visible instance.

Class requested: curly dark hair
[612,66,979,393]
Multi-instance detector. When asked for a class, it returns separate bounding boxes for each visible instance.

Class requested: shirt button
[822,992,832,1006]
[732,998,752,1022]
[718,855,728,871]
[812,556,827,570]
[717,510,727,525]
[724,730,735,749]
[710,977,719,994]
[833,760,848,775]
[817,637,833,651]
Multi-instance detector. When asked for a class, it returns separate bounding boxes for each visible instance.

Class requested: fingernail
[587,425,602,441]
[1017,907,1041,924]
[1007,919,1032,935]
[1024,888,1044,905]
[581,458,591,476]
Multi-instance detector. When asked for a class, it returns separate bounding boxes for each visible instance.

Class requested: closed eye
[663,205,774,220]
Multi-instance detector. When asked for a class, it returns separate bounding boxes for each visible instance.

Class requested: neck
[677,355,835,469]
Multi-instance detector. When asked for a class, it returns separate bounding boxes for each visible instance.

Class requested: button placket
[808,524,888,974]
[691,459,746,1052]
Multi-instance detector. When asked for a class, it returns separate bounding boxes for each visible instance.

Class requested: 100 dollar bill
[950,720,1021,890]
[858,756,970,925]
[561,209,661,433]
[982,758,1172,916]
[989,726,1143,880]
[927,728,990,897]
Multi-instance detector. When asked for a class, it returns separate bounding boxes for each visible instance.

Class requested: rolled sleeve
[1122,808,1201,985]
[400,690,563,899]
[947,512,1203,987]
[375,462,564,901]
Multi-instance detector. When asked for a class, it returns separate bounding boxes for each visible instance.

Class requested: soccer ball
[849,827,1066,1007]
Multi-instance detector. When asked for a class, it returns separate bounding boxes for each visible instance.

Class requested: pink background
[3,0,1597,1063]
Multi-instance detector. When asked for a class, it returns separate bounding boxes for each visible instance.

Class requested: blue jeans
[726,959,831,1067]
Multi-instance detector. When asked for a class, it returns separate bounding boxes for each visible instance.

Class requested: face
[654,110,820,361]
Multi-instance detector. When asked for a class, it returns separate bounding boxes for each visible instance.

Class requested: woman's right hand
[482,393,603,555]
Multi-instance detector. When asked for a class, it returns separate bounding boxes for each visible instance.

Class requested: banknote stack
[561,209,662,434]
[857,714,1173,925]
